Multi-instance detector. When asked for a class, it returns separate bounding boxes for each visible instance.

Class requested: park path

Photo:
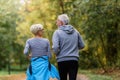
[0,74,89,80]
[77,74,89,80]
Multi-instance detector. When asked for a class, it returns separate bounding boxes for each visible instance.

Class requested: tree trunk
[59,0,65,13]
[106,22,118,66]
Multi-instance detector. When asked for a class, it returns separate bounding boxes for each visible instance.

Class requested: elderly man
[52,14,85,80]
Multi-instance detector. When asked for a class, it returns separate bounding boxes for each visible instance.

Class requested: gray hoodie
[52,25,85,62]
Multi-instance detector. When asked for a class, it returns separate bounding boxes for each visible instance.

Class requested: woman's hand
[49,77,58,80]
[27,54,32,59]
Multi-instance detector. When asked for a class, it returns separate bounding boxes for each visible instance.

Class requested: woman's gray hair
[58,14,69,25]
[30,24,43,35]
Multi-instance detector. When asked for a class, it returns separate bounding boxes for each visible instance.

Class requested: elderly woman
[24,24,60,80]
[52,14,85,80]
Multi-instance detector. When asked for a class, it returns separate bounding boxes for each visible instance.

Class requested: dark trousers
[58,60,78,80]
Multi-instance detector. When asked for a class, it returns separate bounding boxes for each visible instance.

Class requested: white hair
[58,14,69,25]
[30,24,43,34]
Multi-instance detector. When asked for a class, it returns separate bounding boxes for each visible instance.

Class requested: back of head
[58,14,69,25]
[30,24,43,35]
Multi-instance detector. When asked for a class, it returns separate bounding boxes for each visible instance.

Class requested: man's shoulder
[54,29,60,32]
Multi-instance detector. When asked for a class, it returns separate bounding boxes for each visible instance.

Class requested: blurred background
[0,0,120,80]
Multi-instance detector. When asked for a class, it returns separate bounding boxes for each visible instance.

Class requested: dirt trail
[0,74,89,80]
[0,74,25,80]
[77,74,89,80]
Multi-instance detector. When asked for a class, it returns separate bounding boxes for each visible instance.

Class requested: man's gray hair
[58,14,69,25]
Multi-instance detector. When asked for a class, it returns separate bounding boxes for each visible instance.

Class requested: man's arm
[52,31,60,54]
[78,32,85,49]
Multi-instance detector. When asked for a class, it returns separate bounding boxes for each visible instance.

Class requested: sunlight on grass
[0,71,25,76]
[79,70,113,80]
[87,74,113,80]
[0,70,117,80]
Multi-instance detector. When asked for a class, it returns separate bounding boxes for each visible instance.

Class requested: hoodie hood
[59,25,74,34]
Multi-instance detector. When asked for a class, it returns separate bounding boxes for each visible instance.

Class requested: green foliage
[0,0,120,71]
[38,0,119,70]
[0,0,24,70]
[62,0,120,69]
[16,0,59,45]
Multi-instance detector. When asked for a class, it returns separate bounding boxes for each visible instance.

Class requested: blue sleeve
[47,40,52,58]
[52,31,60,54]
[78,33,85,49]
[24,40,30,55]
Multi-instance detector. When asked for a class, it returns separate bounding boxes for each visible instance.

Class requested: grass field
[79,70,113,80]
[79,69,120,80]
[0,70,24,75]
[0,69,120,80]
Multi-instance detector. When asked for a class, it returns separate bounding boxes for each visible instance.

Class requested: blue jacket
[52,25,85,62]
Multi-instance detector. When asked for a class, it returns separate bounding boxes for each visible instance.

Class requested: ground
[0,74,89,80]
[0,69,120,80]
[77,74,89,80]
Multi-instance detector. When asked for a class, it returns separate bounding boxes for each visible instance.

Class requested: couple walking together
[24,14,85,80]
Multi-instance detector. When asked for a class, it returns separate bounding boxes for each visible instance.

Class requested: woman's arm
[47,40,52,58]
[24,40,30,55]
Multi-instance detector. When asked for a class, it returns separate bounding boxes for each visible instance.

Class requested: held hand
[49,77,58,80]
[27,54,32,59]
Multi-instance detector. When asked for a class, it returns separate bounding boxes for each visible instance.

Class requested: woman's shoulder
[26,38,50,44]
[41,38,49,42]
[26,38,34,41]
[25,38,36,44]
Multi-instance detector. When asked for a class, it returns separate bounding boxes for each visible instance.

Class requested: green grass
[79,70,113,80]
[0,65,26,76]
[0,70,25,76]
[87,74,113,80]
[0,69,119,80]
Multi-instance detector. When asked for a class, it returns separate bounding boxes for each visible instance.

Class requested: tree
[68,0,120,70]
[0,0,21,73]
[16,0,120,71]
